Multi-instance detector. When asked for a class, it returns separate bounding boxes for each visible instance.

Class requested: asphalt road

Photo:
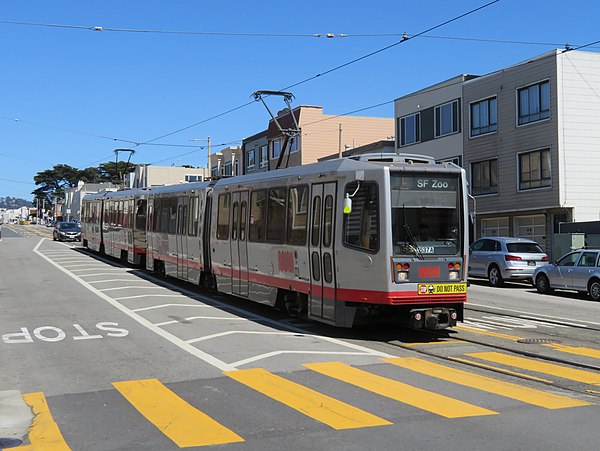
[1,226,599,450]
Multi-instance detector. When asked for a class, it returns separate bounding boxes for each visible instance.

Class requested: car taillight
[504,255,522,261]
[541,256,549,261]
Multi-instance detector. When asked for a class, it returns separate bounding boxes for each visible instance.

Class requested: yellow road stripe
[455,325,523,341]
[467,352,600,384]
[448,357,554,383]
[20,392,71,451]
[304,362,496,419]
[113,379,244,447]
[544,343,600,360]
[402,341,465,347]
[224,368,390,430]
[385,357,590,409]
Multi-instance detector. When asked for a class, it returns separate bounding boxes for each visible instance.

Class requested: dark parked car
[468,236,549,287]
[53,221,81,242]
[533,248,600,301]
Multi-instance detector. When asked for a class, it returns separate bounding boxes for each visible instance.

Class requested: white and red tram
[81,154,469,330]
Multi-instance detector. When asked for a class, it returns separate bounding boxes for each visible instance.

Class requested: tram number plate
[418,283,467,295]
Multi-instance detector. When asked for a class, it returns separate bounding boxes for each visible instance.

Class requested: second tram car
[81,153,469,330]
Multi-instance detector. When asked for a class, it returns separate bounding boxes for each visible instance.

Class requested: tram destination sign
[392,174,458,192]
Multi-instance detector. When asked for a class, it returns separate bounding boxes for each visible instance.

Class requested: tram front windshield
[390,173,461,257]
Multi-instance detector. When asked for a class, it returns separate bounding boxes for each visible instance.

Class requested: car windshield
[506,243,543,253]
[59,223,80,231]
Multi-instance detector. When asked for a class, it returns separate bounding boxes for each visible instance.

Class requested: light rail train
[81,154,469,330]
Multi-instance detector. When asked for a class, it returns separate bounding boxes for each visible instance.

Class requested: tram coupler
[409,307,458,330]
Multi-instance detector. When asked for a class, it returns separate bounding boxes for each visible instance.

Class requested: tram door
[176,196,189,280]
[309,182,337,321]
[230,191,249,297]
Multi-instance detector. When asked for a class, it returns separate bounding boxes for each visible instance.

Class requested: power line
[149,140,241,165]
[0,177,35,185]
[139,1,500,147]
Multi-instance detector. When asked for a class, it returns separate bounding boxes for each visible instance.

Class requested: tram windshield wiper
[402,204,424,260]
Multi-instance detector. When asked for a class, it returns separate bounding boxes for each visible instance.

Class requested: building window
[518,80,550,125]
[437,156,462,167]
[271,138,281,159]
[184,175,202,182]
[259,145,268,168]
[234,159,239,176]
[290,135,300,153]
[471,159,498,195]
[224,161,232,176]
[470,97,497,137]
[519,148,551,190]
[435,100,459,137]
[211,165,219,177]
[247,149,256,171]
[398,113,420,146]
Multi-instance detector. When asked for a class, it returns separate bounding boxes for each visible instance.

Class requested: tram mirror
[343,193,352,214]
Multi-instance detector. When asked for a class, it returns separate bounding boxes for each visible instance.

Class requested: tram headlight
[397,271,409,280]
[449,270,459,280]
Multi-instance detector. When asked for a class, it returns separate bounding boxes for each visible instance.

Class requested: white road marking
[468,302,600,326]
[33,238,237,372]
[482,315,568,329]
[78,272,138,277]
[86,279,141,284]
[154,316,248,327]
[133,304,212,312]
[462,320,511,331]
[230,350,382,368]
[100,286,168,292]
[114,294,189,301]
[187,330,299,344]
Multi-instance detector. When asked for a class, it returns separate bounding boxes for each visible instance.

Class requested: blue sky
[1,0,598,199]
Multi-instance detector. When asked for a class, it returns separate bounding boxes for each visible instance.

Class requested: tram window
[188,197,199,236]
[217,193,231,240]
[159,199,169,233]
[249,190,266,242]
[240,201,247,241]
[179,204,188,235]
[311,251,321,282]
[343,181,379,252]
[232,201,238,240]
[286,186,308,245]
[323,253,333,283]
[267,188,286,243]
[168,198,177,234]
[311,197,321,247]
[323,195,334,248]
[135,200,147,231]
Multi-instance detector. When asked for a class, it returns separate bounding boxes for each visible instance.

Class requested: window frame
[516,79,551,126]
[342,181,380,254]
[398,112,420,147]
[470,158,498,196]
[517,148,551,192]
[434,99,460,138]
[470,96,498,138]
[259,144,269,168]
[246,149,256,171]
[271,138,282,160]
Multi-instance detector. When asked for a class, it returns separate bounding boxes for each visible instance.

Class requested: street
[1,225,599,451]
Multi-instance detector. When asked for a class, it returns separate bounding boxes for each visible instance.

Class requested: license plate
[418,283,467,295]
[528,261,536,266]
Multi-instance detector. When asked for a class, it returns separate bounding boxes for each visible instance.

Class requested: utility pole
[338,124,343,159]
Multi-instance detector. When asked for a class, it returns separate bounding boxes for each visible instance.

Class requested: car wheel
[535,274,552,294]
[488,265,504,287]
[589,279,600,301]
[52,234,56,241]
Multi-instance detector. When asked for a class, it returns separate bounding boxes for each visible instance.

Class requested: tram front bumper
[409,307,458,330]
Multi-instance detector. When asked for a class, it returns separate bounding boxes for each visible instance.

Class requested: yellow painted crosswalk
[113,378,244,447]
[224,367,391,429]
[14,351,598,449]
[467,352,600,385]
[384,357,591,409]
[304,361,498,418]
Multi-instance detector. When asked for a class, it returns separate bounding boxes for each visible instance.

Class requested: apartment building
[126,165,211,188]
[394,49,600,253]
[243,105,394,174]
[209,146,243,177]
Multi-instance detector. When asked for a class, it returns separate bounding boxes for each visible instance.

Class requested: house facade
[126,165,211,188]
[463,49,600,252]
[394,49,600,254]
[242,105,394,174]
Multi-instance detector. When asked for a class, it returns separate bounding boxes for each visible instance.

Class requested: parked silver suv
[468,237,549,287]
[533,248,600,301]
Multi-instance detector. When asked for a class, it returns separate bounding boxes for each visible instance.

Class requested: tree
[32,164,82,201]
[98,161,136,184]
